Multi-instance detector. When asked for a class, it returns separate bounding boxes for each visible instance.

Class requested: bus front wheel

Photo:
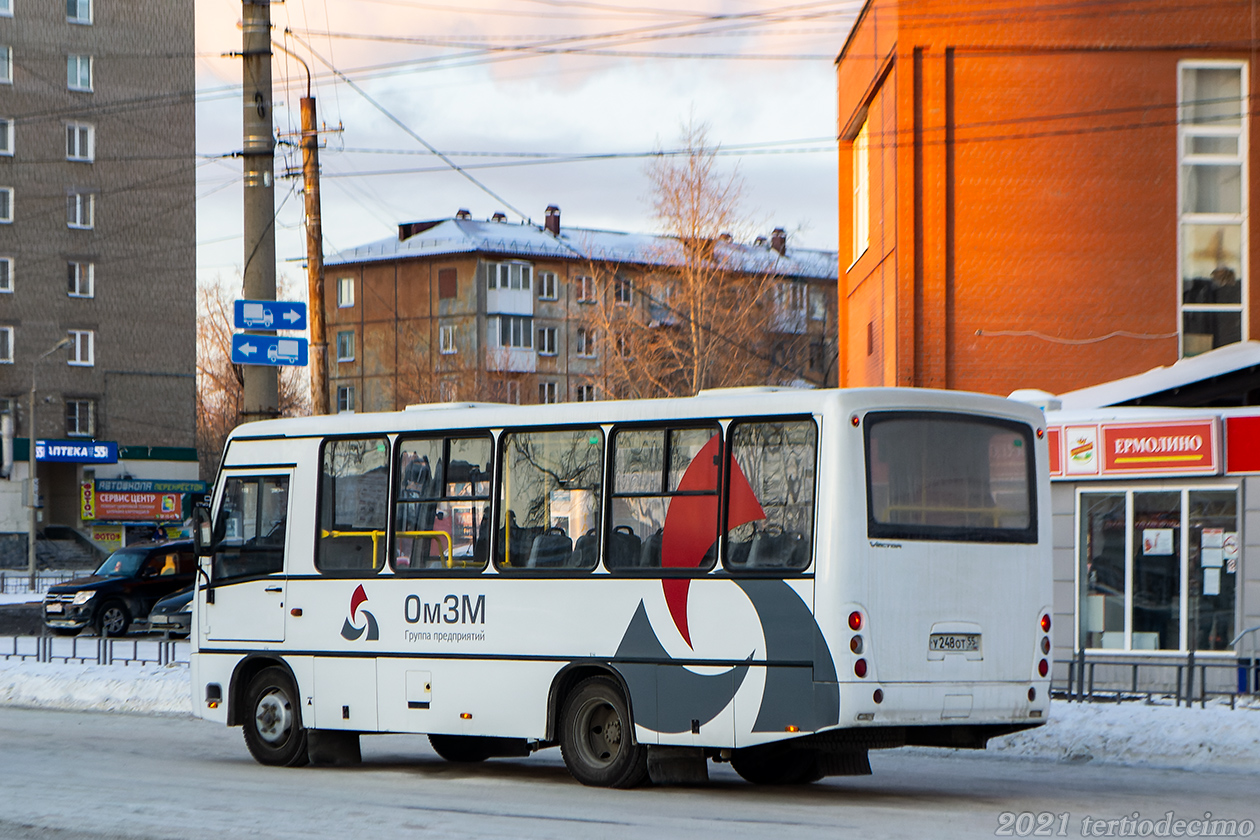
[559,676,648,788]
[242,666,310,767]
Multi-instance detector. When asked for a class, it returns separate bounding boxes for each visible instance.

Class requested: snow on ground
[0,593,42,605]
[0,656,1258,773]
[0,659,191,715]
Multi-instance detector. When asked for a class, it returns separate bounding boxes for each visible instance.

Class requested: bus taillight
[1037,659,1048,678]
[1040,614,1051,633]
[854,658,868,678]
[848,611,863,631]
[850,635,863,654]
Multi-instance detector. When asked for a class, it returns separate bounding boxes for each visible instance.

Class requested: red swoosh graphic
[350,584,368,622]
[662,434,765,647]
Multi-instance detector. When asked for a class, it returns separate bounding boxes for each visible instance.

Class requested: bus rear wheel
[559,676,648,788]
[242,666,309,767]
[730,745,822,785]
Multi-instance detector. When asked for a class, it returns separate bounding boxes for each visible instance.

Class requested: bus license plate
[929,633,979,653]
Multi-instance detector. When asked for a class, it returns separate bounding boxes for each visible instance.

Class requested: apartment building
[0,0,197,561]
[324,207,838,412]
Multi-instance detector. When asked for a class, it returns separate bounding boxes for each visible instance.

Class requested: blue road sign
[233,299,307,331]
[231,333,309,367]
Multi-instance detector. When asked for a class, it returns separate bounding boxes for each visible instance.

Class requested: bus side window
[608,425,720,572]
[212,475,289,580]
[497,428,603,572]
[723,420,817,572]
[317,437,390,573]
[392,434,492,573]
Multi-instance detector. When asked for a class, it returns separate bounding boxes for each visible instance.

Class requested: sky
[192,0,858,294]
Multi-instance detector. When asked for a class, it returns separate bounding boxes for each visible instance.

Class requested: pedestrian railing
[1052,650,1259,709]
[0,572,79,595]
[0,635,188,666]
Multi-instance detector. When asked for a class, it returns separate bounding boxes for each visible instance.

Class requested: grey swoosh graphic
[733,579,839,732]
[613,600,750,734]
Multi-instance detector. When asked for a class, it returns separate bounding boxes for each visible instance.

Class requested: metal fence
[0,572,79,595]
[1052,652,1259,709]
[0,635,189,666]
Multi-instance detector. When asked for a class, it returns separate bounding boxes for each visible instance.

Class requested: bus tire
[428,734,494,763]
[730,745,821,785]
[559,676,648,788]
[242,666,309,768]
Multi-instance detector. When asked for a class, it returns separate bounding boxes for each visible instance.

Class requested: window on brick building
[539,381,558,404]
[1179,62,1247,358]
[67,261,93,297]
[336,385,355,414]
[67,0,92,24]
[490,315,532,349]
[576,327,596,357]
[0,47,11,85]
[852,118,870,264]
[336,330,355,362]
[66,123,93,161]
[67,190,93,228]
[0,2,11,18]
[0,326,12,363]
[575,384,595,402]
[0,257,11,293]
[538,326,557,356]
[68,329,93,366]
[0,118,12,156]
[65,399,93,436]
[614,276,632,305]
[439,324,456,354]
[538,271,557,300]
[0,187,12,223]
[336,277,354,307]
[438,267,457,299]
[67,55,92,91]
[576,275,595,303]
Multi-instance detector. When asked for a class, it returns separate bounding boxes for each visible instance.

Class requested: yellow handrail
[322,528,457,568]
[395,529,455,568]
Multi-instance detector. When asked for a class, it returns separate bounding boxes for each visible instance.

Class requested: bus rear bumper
[836,679,1051,730]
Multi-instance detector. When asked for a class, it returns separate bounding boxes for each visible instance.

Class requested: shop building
[1030,345,1260,693]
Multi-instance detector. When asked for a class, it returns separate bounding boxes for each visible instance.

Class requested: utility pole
[302,95,329,415]
[240,0,278,422]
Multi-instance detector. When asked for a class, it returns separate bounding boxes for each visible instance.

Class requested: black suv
[42,540,197,636]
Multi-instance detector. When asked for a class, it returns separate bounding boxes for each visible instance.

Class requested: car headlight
[71,590,96,606]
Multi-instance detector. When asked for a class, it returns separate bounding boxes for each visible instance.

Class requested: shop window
[1079,487,1238,652]
[496,427,603,571]
[392,435,491,572]
[316,437,390,572]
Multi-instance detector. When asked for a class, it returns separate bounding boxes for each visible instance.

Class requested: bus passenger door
[200,472,291,643]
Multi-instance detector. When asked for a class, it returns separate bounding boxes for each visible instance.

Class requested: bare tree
[196,279,309,480]
[579,120,791,400]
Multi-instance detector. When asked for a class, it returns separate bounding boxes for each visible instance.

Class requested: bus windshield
[865,411,1036,544]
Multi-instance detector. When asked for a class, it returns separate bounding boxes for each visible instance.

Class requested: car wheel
[559,676,648,788]
[95,601,131,637]
[730,744,822,785]
[428,734,495,763]
[242,666,309,767]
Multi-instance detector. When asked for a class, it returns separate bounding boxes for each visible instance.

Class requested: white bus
[190,387,1052,787]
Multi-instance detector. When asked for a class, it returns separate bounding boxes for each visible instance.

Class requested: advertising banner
[1047,418,1220,479]
[94,492,183,521]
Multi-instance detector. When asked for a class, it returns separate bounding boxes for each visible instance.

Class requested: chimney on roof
[770,227,787,256]
[491,212,507,223]
[544,205,560,236]
[718,232,732,242]
[455,208,471,219]
[754,236,767,247]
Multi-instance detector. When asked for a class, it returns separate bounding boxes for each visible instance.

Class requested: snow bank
[0,593,42,605]
[0,659,191,716]
[1,658,1258,774]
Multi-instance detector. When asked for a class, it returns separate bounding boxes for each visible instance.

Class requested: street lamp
[28,336,73,590]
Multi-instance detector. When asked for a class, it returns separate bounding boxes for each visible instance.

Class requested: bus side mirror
[193,505,213,556]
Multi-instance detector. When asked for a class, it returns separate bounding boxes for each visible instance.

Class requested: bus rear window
[865,412,1036,544]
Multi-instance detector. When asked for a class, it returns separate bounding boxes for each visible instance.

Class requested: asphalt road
[0,707,1256,840]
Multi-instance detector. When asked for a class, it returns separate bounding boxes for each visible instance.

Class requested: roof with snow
[1056,341,1260,410]
[325,217,839,281]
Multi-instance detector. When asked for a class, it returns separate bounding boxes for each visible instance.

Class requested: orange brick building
[836,0,1254,396]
